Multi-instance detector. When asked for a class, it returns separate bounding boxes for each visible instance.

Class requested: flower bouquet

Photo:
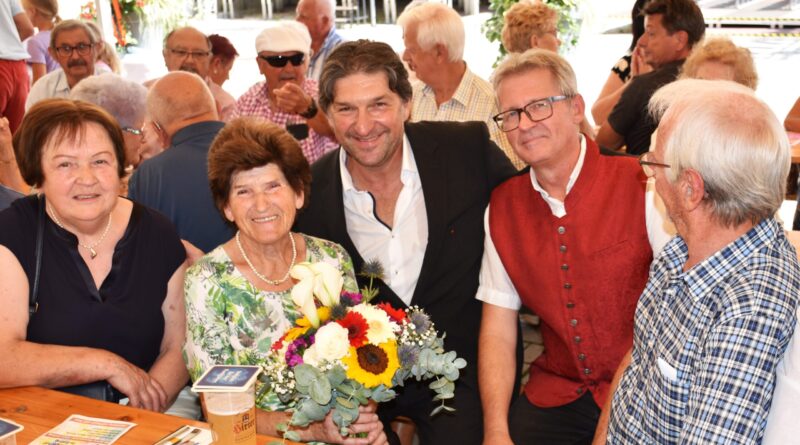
[259,261,466,442]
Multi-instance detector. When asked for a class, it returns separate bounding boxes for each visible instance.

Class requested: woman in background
[22,0,59,84]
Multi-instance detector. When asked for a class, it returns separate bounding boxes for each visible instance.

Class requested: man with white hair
[70,73,148,168]
[594,79,800,444]
[296,0,344,82]
[478,49,672,445]
[398,2,522,169]
[232,20,336,164]
[129,71,233,253]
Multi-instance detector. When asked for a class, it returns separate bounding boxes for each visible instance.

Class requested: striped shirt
[607,217,800,444]
[232,79,337,164]
[409,67,523,169]
[307,27,344,82]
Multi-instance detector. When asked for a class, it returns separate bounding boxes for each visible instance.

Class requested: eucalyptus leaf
[295,364,321,387]
[285,431,302,442]
[336,396,356,409]
[431,405,444,416]
[454,358,467,369]
[434,392,454,400]
[442,405,456,412]
[429,379,448,390]
[327,365,347,387]
[276,422,288,432]
[444,368,460,381]
[310,377,332,405]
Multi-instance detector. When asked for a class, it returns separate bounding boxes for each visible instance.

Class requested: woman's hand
[106,356,168,412]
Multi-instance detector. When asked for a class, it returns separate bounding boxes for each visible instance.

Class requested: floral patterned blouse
[183,233,357,411]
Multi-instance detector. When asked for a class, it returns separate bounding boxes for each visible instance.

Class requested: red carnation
[378,302,407,323]
[337,311,369,347]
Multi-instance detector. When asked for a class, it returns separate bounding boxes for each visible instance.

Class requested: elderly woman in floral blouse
[183,118,386,445]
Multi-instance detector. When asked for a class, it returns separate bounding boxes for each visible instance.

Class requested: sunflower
[343,340,400,388]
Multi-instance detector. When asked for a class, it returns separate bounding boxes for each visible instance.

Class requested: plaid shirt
[231,79,337,164]
[410,67,523,169]
[607,217,800,444]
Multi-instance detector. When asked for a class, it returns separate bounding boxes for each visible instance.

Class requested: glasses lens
[525,100,553,122]
[263,53,304,68]
[76,43,92,55]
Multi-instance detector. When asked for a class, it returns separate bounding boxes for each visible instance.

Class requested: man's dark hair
[643,0,705,49]
[317,40,413,112]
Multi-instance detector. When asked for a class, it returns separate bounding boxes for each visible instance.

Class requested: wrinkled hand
[321,403,387,445]
[0,117,13,162]
[106,356,168,412]
[630,46,652,78]
[273,83,312,116]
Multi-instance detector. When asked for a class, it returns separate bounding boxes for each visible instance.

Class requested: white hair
[70,73,147,128]
[649,79,790,227]
[397,2,464,62]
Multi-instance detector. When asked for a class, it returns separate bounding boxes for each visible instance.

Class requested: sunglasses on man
[259,53,305,68]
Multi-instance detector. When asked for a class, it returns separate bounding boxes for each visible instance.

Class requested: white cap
[255,21,312,56]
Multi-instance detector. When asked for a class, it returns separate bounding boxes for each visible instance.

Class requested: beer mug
[204,384,257,445]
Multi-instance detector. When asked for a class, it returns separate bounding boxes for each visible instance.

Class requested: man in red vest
[477,49,672,445]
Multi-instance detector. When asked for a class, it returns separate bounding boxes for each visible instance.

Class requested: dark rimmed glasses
[259,53,305,68]
[492,95,572,132]
[54,43,93,57]
[166,48,211,59]
[638,152,670,177]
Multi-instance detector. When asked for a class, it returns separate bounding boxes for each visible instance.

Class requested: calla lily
[310,262,343,307]
[291,276,319,328]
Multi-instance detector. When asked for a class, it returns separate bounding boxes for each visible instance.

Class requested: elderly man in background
[478,49,671,445]
[26,19,99,110]
[594,79,800,444]
[595,0,705,155]
[0,0,33,134]
[296,0,344,82]
[128,72,232,254]
[233,20,337,164]
[398,2,522,169]
[70,73,148,169]
[146,26,235,121]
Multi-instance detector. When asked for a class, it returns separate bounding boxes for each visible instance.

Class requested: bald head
[296,0,335,49]
[163,27,212,78]
[147,71,217,135]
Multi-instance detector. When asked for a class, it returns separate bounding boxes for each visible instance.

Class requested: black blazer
[294,120,517,375]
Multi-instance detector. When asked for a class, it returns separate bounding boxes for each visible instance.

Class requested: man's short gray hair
[649,79,790,227]
[50,19,94,48]
[491,48,577,96]
[397,2,464,62]
[70,73,147,129]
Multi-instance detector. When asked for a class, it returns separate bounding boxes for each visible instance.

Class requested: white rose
[311,323,350,363]
[351,304,396,344]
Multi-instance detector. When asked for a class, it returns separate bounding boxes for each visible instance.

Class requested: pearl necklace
[235,231,297,286]
[47,205,112,259]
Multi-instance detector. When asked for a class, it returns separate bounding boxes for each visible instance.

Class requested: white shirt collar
[528,134,587,217]
[339,134,418,193]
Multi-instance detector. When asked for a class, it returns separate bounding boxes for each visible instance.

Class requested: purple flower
[341,292,364,306]
[285,337,311,367]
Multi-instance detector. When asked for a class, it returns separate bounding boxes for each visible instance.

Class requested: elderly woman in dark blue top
[0,99,187,412]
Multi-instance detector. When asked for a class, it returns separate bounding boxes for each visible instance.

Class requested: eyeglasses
[492,95,572,132]
[54,43,93,57]
[259,53,305,68]
[167,48,211,59]
[122,127,142,136]
[638,152,670,177]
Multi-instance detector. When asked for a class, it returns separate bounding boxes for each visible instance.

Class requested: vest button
[574,336,582,343]
[576,387,584,394]
[558,226,566,234]
[583,368,592,375]
[559,245,567,253]
[566,302,575,309]
[570,319,578,327]
[564,283,572,289]
[578,353,586,361]
[561,264,569,270]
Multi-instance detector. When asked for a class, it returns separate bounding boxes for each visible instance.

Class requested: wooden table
[0,386,296,444]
